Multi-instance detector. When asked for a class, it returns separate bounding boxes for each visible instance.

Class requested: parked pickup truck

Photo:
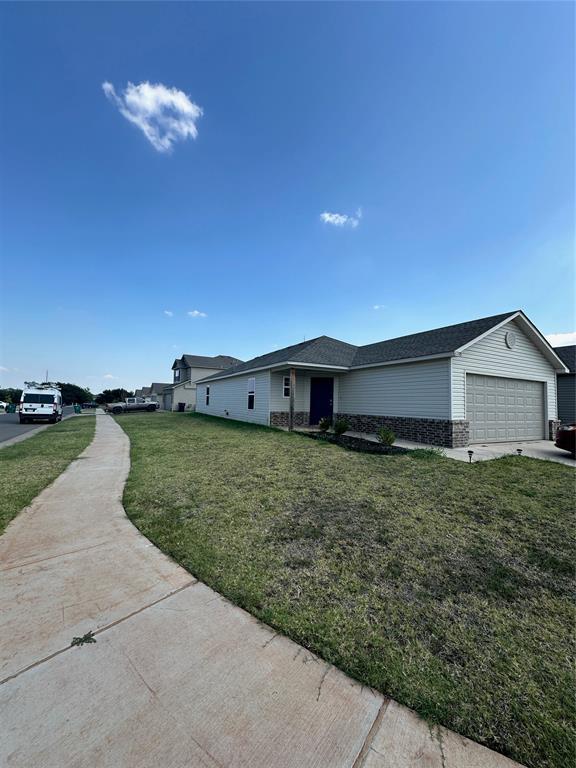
[106,397,158,415]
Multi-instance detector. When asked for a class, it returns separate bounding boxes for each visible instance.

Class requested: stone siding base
[548,419,561,440]
[335,413,470,448]
[270,411,309,428]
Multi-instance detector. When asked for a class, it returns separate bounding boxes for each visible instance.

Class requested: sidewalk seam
[351,696,390,768]
[0,580,197,687]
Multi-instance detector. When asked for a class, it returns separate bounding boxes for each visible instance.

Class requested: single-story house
[195,311,568,447]
[163,354,243,412]
[134,386,152,399]
[554,345,575,425]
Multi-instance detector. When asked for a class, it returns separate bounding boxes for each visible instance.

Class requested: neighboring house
[148,382,172,409]
[554,345,575,424]
[195,311,568,448]
[134,386,152,399]
[164,354,243,412]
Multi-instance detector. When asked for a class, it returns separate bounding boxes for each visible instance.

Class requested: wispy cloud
[546,331,576,347]
[0,366,9,372]
[102,81,203,153]
[103,373,117,380]
[163,310,174,317]
[320,208,362,229]
[187,309,207,318]
[373,304,386,310]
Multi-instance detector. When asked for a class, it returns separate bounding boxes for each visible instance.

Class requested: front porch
[269,367,341,431]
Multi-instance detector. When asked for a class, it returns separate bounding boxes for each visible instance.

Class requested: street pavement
[0,406,75,444]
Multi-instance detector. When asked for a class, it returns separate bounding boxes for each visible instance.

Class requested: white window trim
[283,376,291,398]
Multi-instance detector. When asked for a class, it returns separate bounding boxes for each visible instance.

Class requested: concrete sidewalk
[0,414,524,767]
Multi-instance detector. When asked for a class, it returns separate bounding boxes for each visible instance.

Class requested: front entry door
[309,377,334,425]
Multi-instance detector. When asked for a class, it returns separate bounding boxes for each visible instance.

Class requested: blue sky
[0,1,574,392]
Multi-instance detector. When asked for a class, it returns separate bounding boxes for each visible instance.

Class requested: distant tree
[95,388,134,405]
[56,382,94,405]
[0,388,22,404]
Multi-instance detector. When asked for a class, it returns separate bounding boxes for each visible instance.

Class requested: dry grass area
[118,411,575,768]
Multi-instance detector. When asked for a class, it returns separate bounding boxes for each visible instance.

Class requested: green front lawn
[118,412,575,768]
[0,415,96,535]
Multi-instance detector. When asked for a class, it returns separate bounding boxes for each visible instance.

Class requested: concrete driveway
[0,413,523,768]
[394,437,575,466]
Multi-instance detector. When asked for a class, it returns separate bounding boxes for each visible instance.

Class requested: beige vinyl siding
[269,370,340,413]
[451,319,557,421]
[196,371,270,425]
[337,359,451,418]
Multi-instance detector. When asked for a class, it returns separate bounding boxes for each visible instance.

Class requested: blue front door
[309,377,334,425]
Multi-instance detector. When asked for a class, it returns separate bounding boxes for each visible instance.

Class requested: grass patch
[0,416,96,534]
[118,412,575,768]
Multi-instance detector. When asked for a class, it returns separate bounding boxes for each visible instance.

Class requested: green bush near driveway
[0,416,96,535]
[117,412,575,768]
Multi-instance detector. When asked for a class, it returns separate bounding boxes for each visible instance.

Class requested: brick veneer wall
[270,411,310,428]
[548,419,561,440]
[335,413,470,448]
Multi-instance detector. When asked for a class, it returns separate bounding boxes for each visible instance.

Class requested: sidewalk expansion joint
[351,696,390,768]
[0,579,197,687]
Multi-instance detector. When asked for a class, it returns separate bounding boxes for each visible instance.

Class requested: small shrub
[333,419,349,436]
[410,447,446,459]
[318,417,332,433]
[376,426,395,446]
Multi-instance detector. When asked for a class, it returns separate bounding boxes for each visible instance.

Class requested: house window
[205,386,210,406]
[283,376,291,398]
[247,377,255,410]
[174,369,180,382]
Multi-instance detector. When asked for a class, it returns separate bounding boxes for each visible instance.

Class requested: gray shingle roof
[174,354,243,370]
[554,345,576,373]
[352,311,517,366]
[199,336,357,381]
[150,382,172,394]
[198,311,520,382]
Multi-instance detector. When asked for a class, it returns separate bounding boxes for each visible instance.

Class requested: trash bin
[6,403,16,413]
[74,405,82,414]
[177,402,185,412]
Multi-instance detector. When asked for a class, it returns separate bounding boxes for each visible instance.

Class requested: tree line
[0,384,135,405]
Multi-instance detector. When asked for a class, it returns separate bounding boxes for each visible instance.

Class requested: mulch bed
[294,430,409,455]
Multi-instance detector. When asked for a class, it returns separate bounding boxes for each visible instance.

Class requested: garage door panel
[467,374,544,443]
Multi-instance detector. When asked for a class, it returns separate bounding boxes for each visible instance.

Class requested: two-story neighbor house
[195,311,568,447]
[164,354,243,411]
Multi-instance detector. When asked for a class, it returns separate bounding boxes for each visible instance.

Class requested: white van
[19,384,63,424]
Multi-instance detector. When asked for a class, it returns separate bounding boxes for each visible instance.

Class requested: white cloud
[102,81,203,153]
[546,331,576,347]
[0,366,9,372]
[373,304,385,310]
[163,310,174,317]
[320,207,362,229]
[103,373,117,380]
[187,309,207,318]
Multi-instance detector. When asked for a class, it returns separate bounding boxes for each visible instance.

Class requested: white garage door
[466,374,545,443]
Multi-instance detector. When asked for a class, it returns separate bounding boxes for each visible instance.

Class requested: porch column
[288,367,296,431]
